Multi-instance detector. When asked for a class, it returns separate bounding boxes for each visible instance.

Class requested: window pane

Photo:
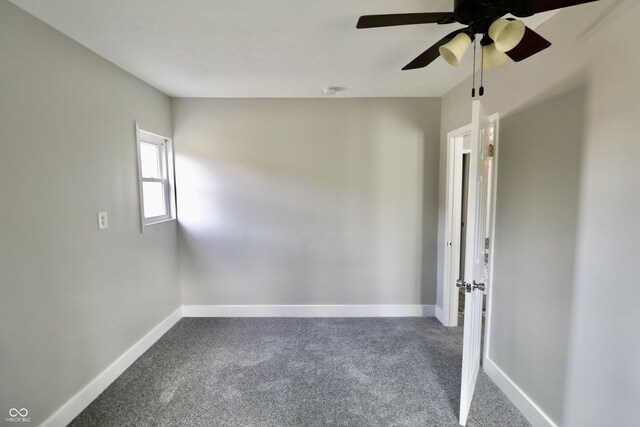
[140,142,161,178]
[143,181,167,218]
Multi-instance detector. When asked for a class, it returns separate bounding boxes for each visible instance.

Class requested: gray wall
[0,1,180,425]
[173,98,441,306]
[439,1,640,425]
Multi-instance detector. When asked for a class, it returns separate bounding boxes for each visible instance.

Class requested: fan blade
[530,0,599,14]
[402,29,465,70]
[357,12,456,29]
[506,27,552,62]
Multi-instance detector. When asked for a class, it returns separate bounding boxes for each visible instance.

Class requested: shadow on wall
[490,80,589,425]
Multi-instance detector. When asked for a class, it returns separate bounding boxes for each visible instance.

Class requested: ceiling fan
[357,0,599,71]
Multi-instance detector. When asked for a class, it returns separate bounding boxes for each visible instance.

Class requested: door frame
[440,114,500,363]
[482,113,499,362]
[441,124,471,327]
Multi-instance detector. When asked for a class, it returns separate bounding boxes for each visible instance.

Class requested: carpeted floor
[70,318,529,426]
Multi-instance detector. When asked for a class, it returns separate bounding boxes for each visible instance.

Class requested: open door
[458,100,492,425]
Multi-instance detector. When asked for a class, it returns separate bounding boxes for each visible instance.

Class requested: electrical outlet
[98,212,108,230]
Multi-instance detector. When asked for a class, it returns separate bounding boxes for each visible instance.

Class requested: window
[135,123,175,230]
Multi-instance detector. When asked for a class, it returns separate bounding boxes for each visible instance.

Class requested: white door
[458,100,492,426]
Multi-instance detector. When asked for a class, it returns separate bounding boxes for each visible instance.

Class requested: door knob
[457,280,472,293]
[472,280,485,291]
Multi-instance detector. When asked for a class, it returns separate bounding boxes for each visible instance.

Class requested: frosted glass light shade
[482,43,509,70]
[489,18,525,52]
[439,33,472,66]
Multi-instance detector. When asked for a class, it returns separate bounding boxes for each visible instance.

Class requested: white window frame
[135,122,176,231]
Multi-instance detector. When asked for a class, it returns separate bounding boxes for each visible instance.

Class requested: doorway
[440,116,498,342]
[440,126,470,328]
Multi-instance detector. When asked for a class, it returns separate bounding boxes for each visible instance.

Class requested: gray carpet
[70,318,529,426]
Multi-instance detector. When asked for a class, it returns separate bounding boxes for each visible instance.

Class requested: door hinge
[484,237,490,264]
[488,143,494,157]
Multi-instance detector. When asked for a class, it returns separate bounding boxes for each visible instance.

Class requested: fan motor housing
[454,0,500,28]
[454,0,533,29]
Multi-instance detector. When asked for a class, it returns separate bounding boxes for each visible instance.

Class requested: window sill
[143,217,176,230]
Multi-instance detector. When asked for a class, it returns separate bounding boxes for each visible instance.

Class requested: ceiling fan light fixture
[439,32,472,66]
[482,43,509,70]
[488,18,525,52]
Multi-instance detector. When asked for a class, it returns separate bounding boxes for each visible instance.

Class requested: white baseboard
[40,307,182,427]
[182,304,436,318]
[484,356,558,427]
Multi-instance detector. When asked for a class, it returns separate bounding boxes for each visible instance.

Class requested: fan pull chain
[479,43,485,97]
[471,37,477,98]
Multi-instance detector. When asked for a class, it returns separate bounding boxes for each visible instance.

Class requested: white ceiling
[9,0,557,98]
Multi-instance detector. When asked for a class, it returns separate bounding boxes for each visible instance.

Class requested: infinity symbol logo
[9,408,28,417]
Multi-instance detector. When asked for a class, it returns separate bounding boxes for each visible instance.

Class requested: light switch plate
[98,211,108,230]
